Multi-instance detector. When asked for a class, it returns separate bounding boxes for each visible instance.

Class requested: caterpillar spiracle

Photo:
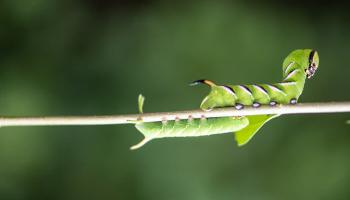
[131,49,319,150]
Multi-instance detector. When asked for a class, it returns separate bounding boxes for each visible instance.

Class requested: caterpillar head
[306,50,319,79]
[283,49,319,79]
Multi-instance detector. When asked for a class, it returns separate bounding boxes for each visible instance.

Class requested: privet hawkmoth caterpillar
[131,49,319,150]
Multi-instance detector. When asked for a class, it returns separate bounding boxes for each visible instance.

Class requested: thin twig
[0,102,349,127]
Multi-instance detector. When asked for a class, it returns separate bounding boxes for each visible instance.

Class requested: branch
[0,102,349,127]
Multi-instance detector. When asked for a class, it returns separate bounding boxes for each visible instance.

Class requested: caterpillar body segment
[135,117,249,139]
[194,49,319,145]
[196,49,319,110]
[131,95,249,150]
[200,85,237,111]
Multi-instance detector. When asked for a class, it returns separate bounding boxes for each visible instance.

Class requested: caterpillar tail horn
[189,79,216,87]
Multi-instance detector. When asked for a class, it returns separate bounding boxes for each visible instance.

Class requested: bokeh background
[0,0,350,199]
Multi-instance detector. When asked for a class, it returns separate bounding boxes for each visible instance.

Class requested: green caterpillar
[131,49,319,150]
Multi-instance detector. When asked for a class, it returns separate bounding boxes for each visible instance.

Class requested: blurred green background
[0,0,350,199]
